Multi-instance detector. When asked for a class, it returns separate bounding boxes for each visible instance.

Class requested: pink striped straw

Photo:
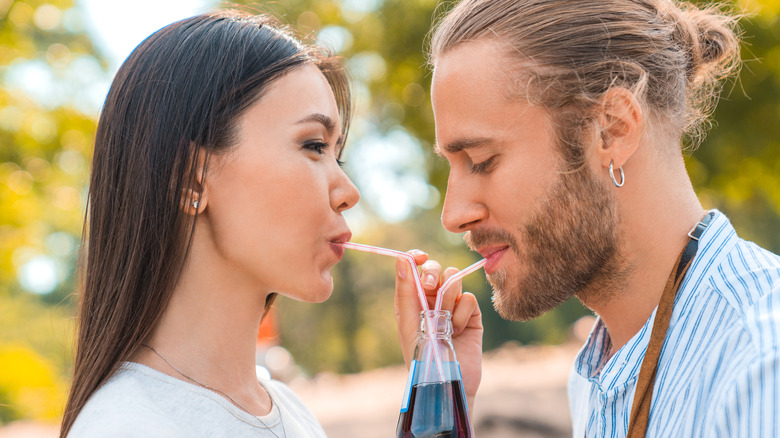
[341,242,444,379]
[341,242,429,311]
[342,242,488,384]
[423,258,486,381]
[434,259,487,311]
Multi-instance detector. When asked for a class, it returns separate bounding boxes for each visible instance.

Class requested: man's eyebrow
[433,137,493,156]
[295,113,336,136]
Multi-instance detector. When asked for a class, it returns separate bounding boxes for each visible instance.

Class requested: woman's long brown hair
[60,11,351,437]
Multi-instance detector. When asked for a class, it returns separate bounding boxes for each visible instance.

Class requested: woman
[61,10,360,437]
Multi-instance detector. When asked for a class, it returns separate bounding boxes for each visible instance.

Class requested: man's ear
[593,87,643,170]
[180,149,209,216]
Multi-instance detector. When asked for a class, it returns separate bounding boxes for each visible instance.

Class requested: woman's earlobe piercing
[192,200,199,209]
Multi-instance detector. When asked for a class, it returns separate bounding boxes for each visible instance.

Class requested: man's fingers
[408,249,428,266]
[395,257,423,365]
[420,260,443,293]
[395,258,419,303]
[437,267,462,311]
[451,292,481,335]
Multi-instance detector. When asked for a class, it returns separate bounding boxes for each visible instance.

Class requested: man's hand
[394,250,483,413]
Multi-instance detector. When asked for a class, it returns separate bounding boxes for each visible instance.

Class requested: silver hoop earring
[609,160,625,188]
[192,200,199,209]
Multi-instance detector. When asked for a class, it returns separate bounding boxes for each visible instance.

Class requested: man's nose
[440,174,487,233]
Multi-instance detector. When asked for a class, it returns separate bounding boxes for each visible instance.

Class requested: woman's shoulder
[260,377,328,436]
[261,377,309,410]
[67,363,187,437]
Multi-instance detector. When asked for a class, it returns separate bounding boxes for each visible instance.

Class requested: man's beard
[465,165,627,321]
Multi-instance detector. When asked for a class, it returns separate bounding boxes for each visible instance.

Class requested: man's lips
[477,245,510,274]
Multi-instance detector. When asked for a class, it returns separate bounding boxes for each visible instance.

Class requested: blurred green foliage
[0,341,67,422]
[690,0,780,249]
[0,0,95,424]
[0,0,778,425]
[266,0,780,373]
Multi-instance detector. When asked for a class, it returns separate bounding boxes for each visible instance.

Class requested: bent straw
[423,258,487,382]
[342,242,429,311]
[434,259,487,312]
[342,242,489,384]
[341,242,445,379]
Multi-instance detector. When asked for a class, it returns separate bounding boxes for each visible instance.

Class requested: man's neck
[580,155,706,352]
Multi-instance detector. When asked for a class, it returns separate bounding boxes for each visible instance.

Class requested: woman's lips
[330,242,345,259]
[329,232,352,260]
[480,246,509,275]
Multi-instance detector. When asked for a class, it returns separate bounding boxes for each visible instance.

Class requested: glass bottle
[396,310,472,438]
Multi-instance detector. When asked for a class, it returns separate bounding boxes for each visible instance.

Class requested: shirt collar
[573,210,736,391]
[573,311,655,391]
[672,210,738,310]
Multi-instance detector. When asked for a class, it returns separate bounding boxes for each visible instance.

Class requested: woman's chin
[290,277,334,303]
[313,277,335,303]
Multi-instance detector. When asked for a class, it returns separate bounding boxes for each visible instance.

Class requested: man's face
[431,40,624,320]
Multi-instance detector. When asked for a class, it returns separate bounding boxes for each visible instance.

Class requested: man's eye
[471,156,496,174]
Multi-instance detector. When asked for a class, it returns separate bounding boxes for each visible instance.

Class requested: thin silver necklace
[141,343,286,438]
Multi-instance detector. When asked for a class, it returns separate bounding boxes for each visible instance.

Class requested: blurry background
[0,0,777,436]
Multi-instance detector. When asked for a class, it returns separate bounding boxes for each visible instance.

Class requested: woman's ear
[180,149,209,216]
[181,187,206,215]
[594,87,643,170]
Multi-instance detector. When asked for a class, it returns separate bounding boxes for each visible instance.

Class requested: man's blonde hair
[429,0,741,158]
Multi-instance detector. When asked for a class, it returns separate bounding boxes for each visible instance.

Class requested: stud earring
[192,200,199,209]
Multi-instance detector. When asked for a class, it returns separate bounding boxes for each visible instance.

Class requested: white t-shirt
[68,362,327,437]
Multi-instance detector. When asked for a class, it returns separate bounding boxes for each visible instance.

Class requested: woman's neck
[133,240,274,414]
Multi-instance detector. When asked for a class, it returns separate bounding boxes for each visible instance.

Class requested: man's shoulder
[706,236,780,306]
[705,237,780,349]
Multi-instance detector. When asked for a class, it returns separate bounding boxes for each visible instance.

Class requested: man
[395,0,780,436]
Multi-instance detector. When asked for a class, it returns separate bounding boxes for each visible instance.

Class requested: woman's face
[202,64,359,303]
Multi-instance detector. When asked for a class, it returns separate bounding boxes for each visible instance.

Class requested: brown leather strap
[625,251,691,438]
[626,212,713,437]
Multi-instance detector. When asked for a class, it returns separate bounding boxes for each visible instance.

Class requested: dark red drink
[396,380,471,438]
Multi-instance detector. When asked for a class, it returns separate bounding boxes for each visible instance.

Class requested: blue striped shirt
[568,210,780,437]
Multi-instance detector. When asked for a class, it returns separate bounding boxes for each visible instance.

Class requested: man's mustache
[464,227,519,254]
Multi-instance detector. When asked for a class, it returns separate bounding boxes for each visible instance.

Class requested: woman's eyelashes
[303,139,345,167]
[471,155,497,174]
[303,139,329,154]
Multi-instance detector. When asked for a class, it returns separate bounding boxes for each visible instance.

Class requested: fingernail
[424,274,436,287]
[397,260,407,279]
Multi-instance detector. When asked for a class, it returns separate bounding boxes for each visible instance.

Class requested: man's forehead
[433,40,510,85]
[432,39,542,105]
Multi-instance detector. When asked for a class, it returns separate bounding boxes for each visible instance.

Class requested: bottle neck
[418,310,453,340]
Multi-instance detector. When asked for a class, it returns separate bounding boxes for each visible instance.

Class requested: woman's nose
[331,167,360,212]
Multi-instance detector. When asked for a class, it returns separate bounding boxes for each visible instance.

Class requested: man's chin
[490,286,534,322]
[490,280,567,322]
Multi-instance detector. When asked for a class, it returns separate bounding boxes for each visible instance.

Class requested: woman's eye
[303,140,328,155]
[471,156,496,174]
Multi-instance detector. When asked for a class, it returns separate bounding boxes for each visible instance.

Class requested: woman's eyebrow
[296,113,336,136]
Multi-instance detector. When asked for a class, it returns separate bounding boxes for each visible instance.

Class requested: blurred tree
[1,0,777,396]
[0,0,98,300]
[689,0,780,252]
[0,0,101,422]
[0,342,67,422]
[261,0,780,375]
